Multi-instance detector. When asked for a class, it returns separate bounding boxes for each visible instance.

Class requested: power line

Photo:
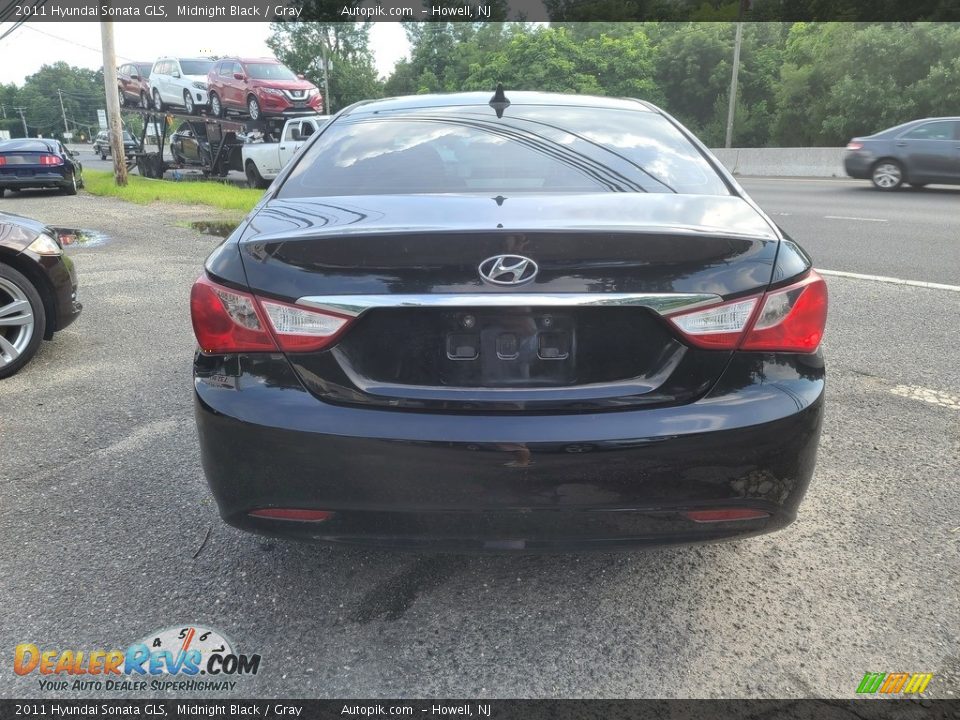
[22,24,134,62]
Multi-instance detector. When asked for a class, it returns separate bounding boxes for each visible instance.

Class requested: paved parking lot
[0,180,957,699]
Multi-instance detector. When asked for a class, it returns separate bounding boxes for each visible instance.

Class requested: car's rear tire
[184,90,196,115]
[60,173,78,196]
[247,95,261,121]
[140,91,149,109]
[245,160,268,189]
[153,89,165,112]
[210,92,224,118]
[871,160,903,190]
[118,87,126,108]
[0,262,46,379]
[100,151,107,160]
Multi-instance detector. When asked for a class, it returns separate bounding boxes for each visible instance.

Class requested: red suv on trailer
[207,57,323,120]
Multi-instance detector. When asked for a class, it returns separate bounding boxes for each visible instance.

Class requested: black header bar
[0,700,957,719]
[2,0,959,23]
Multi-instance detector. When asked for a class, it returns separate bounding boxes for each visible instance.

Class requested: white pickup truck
[241,115,330,188]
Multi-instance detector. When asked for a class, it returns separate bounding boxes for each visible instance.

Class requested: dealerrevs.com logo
[14,625,261,692]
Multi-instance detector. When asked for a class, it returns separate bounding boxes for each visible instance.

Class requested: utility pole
[724,21,744,149]
[724,0,749,149]
[319,29,331,115]
[57,89,69,135]
[0,104,6,119]
[100,18,128,185]
[15,107,28,137]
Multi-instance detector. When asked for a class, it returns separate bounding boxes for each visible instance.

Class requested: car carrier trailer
[119,107,293,180]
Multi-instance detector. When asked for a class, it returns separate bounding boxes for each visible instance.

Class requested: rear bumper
[0,172,70,189]
[194,352,825,551]
[843,152,874,179]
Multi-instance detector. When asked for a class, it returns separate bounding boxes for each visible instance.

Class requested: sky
[0,21,410,85]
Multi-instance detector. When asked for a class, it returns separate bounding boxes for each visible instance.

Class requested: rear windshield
[0,140,52,153]
[180,60,214,76]
[245,63,297,81]
[278,105,729,198]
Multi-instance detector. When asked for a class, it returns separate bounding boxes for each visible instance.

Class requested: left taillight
[190,274,353,354]
[667,271,827,353]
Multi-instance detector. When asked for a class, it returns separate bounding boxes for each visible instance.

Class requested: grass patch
[83,170,262,213]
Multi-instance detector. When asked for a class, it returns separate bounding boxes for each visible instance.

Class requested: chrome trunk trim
[296,293,721,318]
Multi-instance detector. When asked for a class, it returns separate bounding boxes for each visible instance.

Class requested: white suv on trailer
[150,57,215,114]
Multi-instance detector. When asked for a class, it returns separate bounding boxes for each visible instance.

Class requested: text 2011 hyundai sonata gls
[192,90,827,551]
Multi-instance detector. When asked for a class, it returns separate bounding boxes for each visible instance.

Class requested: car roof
[156,57,212,63]
[231,57,281,64]
[342,91,660,117]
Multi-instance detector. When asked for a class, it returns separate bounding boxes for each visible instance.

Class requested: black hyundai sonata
[192,91,827,551]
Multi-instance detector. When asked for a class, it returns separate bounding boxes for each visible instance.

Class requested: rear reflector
[685,509,770,523]
[249,509,334,522]
[190,274,355,353]
[667,270,827,353]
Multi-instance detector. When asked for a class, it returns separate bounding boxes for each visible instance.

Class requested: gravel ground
[0,185,957,700]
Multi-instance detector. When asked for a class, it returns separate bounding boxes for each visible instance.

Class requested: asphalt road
[0,182,958,700]
[739,177,960,286]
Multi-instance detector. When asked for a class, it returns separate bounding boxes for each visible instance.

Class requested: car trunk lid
[235,193,779,412]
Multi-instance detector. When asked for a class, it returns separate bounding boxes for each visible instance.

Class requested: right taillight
[741,271,827,352]
[190,274,354,354]
[668,271,827,353]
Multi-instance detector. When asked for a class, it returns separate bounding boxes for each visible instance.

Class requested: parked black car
[0,211,82,378]
[844,117,960,190]
[192,91,828,551]
[170,122,212,168]
[92,130,139,161]
[0,139,84,196]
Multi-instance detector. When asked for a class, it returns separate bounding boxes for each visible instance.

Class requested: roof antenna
[489,83,510,119]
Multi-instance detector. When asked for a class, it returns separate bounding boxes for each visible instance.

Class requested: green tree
[12,63,103,139]
[267,20,383,112]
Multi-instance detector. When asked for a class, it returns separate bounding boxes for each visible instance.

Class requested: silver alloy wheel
[210,93,221,117]
[141,92,149,109]
[872,162,902,189]
[0,276,35,370]
[153,89,163,111]
[248,97,260,120]
[119,88,125,107]
[184,90,194,114]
